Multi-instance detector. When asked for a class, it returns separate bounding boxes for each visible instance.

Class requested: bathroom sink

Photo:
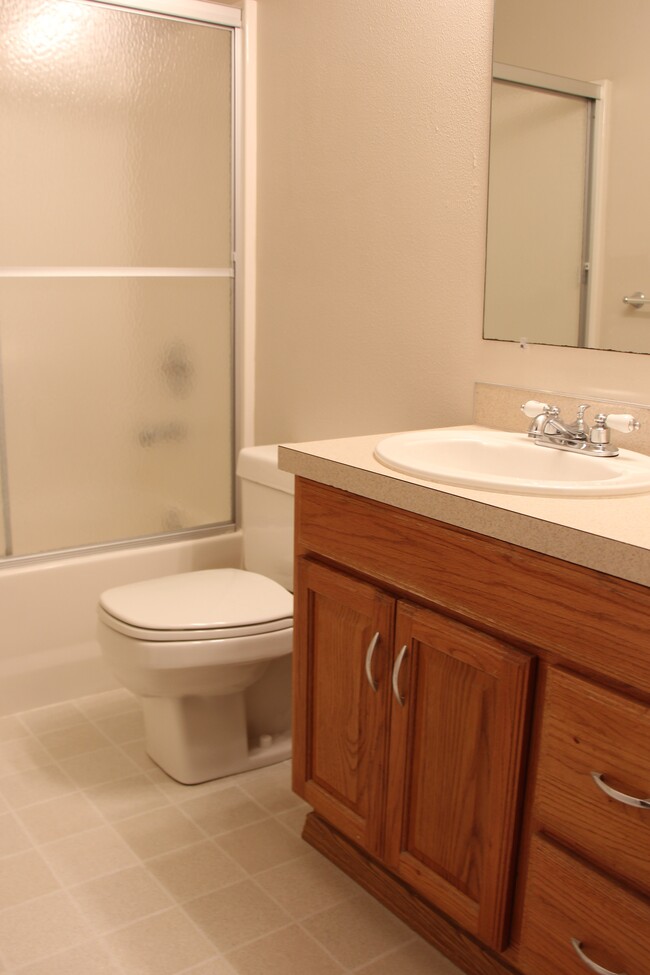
[374,427,650,497]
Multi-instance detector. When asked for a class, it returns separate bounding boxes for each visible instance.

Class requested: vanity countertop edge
[278,427,650,589]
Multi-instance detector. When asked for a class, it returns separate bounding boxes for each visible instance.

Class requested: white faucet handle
[605,413,641,434]
[521,400,550,418]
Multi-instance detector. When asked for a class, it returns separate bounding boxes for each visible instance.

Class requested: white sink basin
[374,427,650,497]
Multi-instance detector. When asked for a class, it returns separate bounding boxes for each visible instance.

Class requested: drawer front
[534,667,650,896]
[517,833,650,975]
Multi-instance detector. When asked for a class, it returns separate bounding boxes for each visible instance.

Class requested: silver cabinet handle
[364,632,380,692]
[571,938,626,975]
[591,772,650,809]
[392,644,407,706]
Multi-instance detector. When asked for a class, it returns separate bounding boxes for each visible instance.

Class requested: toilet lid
[99,569,293,639]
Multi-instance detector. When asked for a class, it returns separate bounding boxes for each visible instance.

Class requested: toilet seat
[98,568,293,643]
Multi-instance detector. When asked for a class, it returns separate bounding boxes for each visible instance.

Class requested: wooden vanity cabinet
[293,485,533,952]
[291,476,650,975]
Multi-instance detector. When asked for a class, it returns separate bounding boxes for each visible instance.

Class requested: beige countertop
[278,427,650,588]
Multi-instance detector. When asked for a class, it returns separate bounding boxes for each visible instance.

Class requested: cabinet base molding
[302,812,517,975]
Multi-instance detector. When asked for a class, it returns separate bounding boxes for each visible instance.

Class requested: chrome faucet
[521,400,640,457]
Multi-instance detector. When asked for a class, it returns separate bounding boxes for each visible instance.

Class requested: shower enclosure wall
[0,0,240,560]
[0,0,251,715]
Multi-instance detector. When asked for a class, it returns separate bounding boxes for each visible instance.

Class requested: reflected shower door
[484,79,591,347]
[0,0,237,557]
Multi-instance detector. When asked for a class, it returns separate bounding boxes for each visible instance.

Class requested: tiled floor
[0,689,463,975]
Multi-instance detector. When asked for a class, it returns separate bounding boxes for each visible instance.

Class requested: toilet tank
[236,445,295,592]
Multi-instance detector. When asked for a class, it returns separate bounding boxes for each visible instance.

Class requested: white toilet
[96,445,295,785]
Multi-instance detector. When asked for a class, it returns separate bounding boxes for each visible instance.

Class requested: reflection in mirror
[485,0,650,354]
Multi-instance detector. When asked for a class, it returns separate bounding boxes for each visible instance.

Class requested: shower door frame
[488,62,607,350]
[0,0,256,565]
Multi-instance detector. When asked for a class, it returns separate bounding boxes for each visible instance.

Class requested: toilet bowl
[96,445,295,785]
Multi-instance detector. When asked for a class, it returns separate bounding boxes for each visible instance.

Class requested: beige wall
[254,0,493,443]
[254,0,650,447]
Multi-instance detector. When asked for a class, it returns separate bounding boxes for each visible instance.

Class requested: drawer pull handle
[591,772,650,809]
[365,632,380,691]
[392,645,407,706]
[571,938,627,975]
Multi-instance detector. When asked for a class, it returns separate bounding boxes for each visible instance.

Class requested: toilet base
[141,692,291,785]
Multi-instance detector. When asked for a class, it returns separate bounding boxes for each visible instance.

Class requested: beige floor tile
[0,811,33,856]
[85,773,169,822]
[184,958,238,974]
[14,938,123,975]
[275,806,308,836]
[0,848,59,908]
[303,892,413,970]
[184,880,290,953]
[227,924,345,975]
[60,744,140,788]
[147,840,246,902]
[256,851,358,919]
[355,939,465,974]
[103,906,214,974]
[40,824,138,885]
[0,736,52,776]
[179,785,269,837]
[215,818,308,875]
[115,805,205,859]
[0,763,76,810]
[119,738,157,771]
[0,714,29,742]
[147,767,223,802]
[38,722,111,760]
[0,890,92,968]
[17,790,105,844]
[237,763,305,814]
[19,701,87,735]
[70,864,173,934]
[76,688,139,720]
[95,709,145,744]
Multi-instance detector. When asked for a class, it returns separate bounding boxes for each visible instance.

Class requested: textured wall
[254,0,493,443]
[254,0,650,447]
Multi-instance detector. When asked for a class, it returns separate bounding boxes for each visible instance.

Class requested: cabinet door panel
[293,559,394,856]
[385,602,532,951]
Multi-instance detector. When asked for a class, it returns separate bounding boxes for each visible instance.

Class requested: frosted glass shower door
[0,0,237,557]
[484,79,591,347]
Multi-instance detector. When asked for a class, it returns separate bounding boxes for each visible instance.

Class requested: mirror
[484,0,650,354]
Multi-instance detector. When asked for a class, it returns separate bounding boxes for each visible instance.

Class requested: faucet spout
[521,400,640,457]
[521,401,590,451]
[543,404,590,441]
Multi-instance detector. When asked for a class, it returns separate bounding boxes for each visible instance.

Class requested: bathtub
[0,531,243,717]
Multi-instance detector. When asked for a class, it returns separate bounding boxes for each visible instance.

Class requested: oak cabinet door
[384,601,533,951]
[293,558,394,857]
